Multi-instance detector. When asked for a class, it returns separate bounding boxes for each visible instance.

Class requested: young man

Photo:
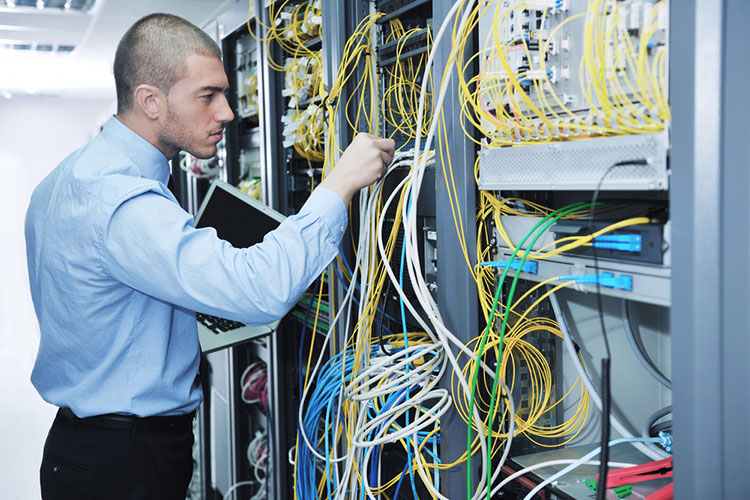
[25,13,394,499]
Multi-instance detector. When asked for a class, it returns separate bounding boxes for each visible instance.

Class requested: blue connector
[592,234,642,252]
[594,234,641,244]
[558,272,633,291]
[592,241,641,252]
[478,259,538,274]
[658,431,672,453]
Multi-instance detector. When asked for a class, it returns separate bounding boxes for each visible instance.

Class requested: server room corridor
[0,97,114,499]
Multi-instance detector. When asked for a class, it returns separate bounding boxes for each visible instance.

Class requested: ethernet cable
[380,4,524,499]
[297,2,673,498]
[296,156,453,499]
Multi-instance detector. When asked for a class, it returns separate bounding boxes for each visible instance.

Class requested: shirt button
[339,226,345,232]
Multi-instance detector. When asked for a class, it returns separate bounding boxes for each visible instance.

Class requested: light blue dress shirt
[25,116,346,417]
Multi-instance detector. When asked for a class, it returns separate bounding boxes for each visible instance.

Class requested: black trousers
[40,408,194,500]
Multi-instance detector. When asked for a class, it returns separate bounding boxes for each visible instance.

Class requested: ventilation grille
[478,132,669,191]
[1,0,96,11]
[0,42,76,53]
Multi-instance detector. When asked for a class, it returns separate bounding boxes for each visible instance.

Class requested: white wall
[0,96,114,500]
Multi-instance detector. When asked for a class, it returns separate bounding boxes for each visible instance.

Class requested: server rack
[191,1,750,498]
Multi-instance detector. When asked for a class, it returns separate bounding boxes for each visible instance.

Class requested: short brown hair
[113,13,221,114]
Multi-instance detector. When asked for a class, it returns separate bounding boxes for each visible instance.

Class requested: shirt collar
[100,116,170,185]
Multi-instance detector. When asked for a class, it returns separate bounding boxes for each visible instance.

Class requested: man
[25,13,394,500]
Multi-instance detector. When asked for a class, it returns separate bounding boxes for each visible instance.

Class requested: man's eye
[201,94,213,100]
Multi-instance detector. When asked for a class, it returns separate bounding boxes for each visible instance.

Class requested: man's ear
[133,84,165,120]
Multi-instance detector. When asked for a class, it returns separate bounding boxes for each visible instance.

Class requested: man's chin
[185,146,217,160]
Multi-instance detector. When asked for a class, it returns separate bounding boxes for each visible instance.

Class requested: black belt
[59,407,195,433]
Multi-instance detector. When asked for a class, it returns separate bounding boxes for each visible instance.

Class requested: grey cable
[642,405,672,439]
[622,300,672,390]
[549,290,669,461]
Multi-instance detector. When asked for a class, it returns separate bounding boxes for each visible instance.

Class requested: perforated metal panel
[478,132,669,191]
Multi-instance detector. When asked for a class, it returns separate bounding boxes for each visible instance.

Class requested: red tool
[599,456,673,488]
[646,482,673,500]
[598,457,673,500]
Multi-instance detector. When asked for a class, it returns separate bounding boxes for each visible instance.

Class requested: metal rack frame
[670,1,750,498]
[194,0,750,497]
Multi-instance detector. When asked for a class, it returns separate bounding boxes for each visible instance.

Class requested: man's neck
[115,112,174,159]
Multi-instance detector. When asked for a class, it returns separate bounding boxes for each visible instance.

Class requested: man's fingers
[380,150,393,166]
[358,133,395,152]
[376,137,396,155]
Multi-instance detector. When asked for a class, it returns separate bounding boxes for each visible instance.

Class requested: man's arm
[100,134,395,324]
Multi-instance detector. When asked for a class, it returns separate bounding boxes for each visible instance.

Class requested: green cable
[483,202,589,498]
[465,201,591,500]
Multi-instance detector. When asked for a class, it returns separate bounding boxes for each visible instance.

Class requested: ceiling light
[3,0,96,12]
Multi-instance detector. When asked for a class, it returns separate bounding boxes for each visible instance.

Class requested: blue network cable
[389,428,441,500]
[296,348,361,499]
[367,387,411,498]
[366,385,442,500]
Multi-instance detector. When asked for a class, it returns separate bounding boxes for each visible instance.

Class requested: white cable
[297,156,424,465]
[296,246,362,463]
[240,362,265,404]
[222,481,256,500]
[386,3,517,498]
[354,389,452,449]
[345,344,442,400]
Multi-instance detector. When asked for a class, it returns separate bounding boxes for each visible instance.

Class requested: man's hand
[319,133,396,205]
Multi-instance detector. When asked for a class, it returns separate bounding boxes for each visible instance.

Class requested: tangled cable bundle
[240,1,674,499]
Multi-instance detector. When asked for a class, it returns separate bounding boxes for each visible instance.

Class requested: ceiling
[0,0,239,99]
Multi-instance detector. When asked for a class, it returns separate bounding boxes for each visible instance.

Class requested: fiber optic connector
[558,272,633,291]
[593,234,642,252]
[479,259,538,274]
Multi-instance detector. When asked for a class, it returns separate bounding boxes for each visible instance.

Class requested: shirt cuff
[299,186,348,240]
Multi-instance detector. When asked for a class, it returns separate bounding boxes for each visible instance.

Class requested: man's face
[158,54,234,159]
